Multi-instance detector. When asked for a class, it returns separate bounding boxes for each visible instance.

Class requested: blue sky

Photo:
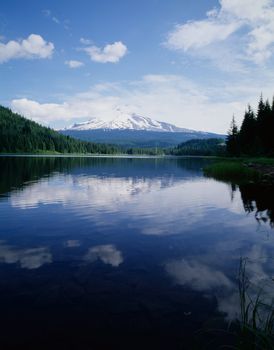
[1,0,274,132]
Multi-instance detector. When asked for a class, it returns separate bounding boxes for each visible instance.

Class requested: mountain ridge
[62,111,201,133]
[60,111,224,148]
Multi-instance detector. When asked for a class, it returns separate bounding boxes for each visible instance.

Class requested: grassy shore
[204,157,274,183]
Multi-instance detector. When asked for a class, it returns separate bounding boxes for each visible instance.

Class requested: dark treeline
[127,147,164,156]
[0,105,167,155]
[0,106,121,154]
[227,95,274,156]
[169,138,226,156]
[0,156,75,195]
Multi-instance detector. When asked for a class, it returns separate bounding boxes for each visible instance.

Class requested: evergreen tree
[256,94,267,152]
[226,116,240,156]
[0,105,122,154]
[269,97,274,153]
[239,105,257,154]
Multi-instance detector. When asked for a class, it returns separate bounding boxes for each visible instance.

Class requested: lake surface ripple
[0,156,274,349]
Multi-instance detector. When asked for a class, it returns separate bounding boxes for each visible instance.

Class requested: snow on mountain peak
[65,109,193,133]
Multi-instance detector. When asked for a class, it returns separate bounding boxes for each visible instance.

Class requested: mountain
[65,111,195,133]
[0,106,120,154]
[60,111,225,148]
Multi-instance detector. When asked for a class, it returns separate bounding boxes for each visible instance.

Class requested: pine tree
[256,94,267,153]
[226,116,240,156]
[239,105,257,154]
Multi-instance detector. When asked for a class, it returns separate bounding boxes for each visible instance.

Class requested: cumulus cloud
[166,0,274,65]
[65,60,84,68]
[0,34,54,63]
[83,41,127,63]
[11,98,71,124]
[12,73,274,133]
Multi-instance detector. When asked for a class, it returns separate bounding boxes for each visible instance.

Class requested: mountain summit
[60,109,225,148]
[64,110,195,133]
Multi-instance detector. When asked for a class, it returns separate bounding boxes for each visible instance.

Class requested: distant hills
[60,111,224,148]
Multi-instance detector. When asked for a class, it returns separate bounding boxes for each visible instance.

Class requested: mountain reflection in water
[0,156,274,349]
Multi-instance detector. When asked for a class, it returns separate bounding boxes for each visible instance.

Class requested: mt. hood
[60,109,224,148]
[64,109,196,133]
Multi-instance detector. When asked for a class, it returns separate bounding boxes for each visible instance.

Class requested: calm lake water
[0,156,274,349]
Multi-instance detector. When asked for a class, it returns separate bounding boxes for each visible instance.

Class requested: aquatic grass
[236,258,274,349]
[203,161,260,183]
[194,258,274,349]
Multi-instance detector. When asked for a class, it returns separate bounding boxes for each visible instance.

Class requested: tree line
[227,95,274,156]
[0,105,121,154]
[0,106,168,155]
[169,138,225,156]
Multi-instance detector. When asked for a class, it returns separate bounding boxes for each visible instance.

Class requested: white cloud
[65,60,84,68]
[80,37,92,45]
[11,98,71,124]
[0,34,54,63]
[52,16,60,24]
[220,0,272,21]
[166,0,274,65]
[167,20,240,51]
[43,9,60,24]
[11,73,274,133]
[84,41,127,63]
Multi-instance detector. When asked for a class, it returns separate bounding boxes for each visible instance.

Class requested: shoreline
[204,157,274,184]
[0,153,220,159]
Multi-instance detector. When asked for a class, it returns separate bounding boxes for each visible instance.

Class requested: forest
[0,106,120,154]
[169,138,225,156]
[227,95,274,156]
[0,105,223,156]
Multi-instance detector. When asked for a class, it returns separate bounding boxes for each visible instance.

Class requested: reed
[236,258,274,349]
[204,161,260,183]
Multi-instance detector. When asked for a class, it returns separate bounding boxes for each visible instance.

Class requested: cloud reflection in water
[84,244,123,267]
[0,242,52,269]
[9,174,247,236]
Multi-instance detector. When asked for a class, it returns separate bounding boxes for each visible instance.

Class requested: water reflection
[84,244,123,267]
[65,239,81,248]
[165,241,274,322]
[0,156,274,348]
[165,258,232,291]
[239,183,274,227]
[0,156,204,197]
[0,242,52,269]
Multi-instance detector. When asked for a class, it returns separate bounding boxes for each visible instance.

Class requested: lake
[0,156,273,349]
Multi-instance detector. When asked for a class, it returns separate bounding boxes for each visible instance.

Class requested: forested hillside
[0,106,120,154]
[169,138,225,156]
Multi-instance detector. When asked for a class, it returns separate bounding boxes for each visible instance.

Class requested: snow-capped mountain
[64,111,195,133]
[60,109,225,148]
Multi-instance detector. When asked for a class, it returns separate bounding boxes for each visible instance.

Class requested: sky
[1,0,274,133]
